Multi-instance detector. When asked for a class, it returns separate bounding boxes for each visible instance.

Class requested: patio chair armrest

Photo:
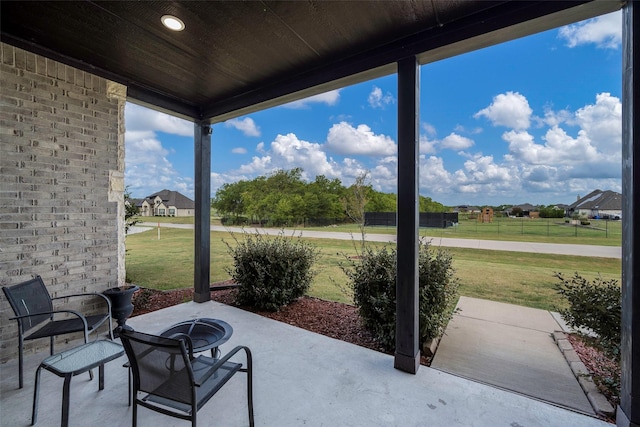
[194,346,252,387]
[10,309,89,329]
[51,292,113,312]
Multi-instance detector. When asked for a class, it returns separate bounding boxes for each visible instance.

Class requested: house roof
[513,203,538,211]
[148,190,195,209]
[569,189,622,211]
[0,1,619,124]
[130,198,146,208]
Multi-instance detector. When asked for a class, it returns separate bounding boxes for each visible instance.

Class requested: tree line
[211,168,447,226]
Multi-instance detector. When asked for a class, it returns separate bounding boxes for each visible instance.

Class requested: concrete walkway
[432,296,595,415]
[1,300,611,427]
[136,222,622,259]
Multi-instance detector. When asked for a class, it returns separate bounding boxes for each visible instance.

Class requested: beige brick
[0,42,124,362]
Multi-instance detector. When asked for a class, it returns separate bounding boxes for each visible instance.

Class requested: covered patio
[1,1,638,426]
[0,301,611,427]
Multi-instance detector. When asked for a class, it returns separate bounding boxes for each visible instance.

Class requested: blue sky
[125,11,622,207]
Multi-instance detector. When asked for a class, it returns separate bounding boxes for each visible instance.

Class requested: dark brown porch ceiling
[1,1,619,123]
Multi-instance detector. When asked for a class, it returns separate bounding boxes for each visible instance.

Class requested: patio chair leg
[18,335,24,389]
[132,400,138,427]
[31,365,42,425]
[245,348,254,427]
[61,375,71,427]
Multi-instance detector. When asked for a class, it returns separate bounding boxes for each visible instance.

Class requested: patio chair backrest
[120,330,195,405]
[2,276,54,332]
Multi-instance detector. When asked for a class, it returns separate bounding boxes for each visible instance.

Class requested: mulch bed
[131,282,388,355]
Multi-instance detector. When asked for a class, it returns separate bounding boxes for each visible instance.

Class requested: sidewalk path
[138,222,621,259]
[431,296,595,415]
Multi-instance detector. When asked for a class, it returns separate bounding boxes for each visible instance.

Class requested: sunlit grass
[125,227,621,311]
[138,214,622,246]
[302,218,622,246]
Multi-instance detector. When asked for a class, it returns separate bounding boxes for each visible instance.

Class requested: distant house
[133,189,195,217]
[568,189,622,219]
[509,203,538,217]
[453,205,481,213]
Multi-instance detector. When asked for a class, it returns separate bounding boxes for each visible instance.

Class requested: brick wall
[0,42,127,362]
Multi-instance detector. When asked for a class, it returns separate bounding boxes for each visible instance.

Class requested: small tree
[342,171,371,249]
[124,187,140,233]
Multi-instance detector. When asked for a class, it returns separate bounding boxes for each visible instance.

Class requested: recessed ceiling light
[161,15,185,31]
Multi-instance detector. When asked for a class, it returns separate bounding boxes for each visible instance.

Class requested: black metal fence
[364,212,458,228]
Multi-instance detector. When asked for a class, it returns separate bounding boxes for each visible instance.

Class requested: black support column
[394,56,420,374]
[193,121,212,303]
[619,1,639,426]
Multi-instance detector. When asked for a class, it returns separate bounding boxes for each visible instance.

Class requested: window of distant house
[169,209,175,215]
[159,209,165,215]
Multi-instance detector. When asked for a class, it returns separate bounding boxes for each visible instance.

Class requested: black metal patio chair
[2,275,113,388]
[120,329,254,427]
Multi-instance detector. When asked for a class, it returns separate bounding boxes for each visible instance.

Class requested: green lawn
[125,227,621,312]
[139,214,622,246]
[302,217,622,246]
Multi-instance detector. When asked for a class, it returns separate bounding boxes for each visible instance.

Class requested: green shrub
[554,272,621,357]
[418,246,460,342]
[341,241,459,351]
[343,246,397,348]
[225,231,319,311]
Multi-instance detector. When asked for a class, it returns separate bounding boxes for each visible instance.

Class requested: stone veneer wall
[0,42,127,362]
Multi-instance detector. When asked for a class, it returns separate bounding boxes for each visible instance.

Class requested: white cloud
[368,157,398,190]
[419,123,438,154]
[502,92,621,170]
[417,126,474,154]
[440,133,475,151]
[522,165,558,183]
[225,117,261,137]
[422,123,437,136]
[325,122,396,156]
[368,86,395,109]
[129,87,621,207]
[210,171,250,195]
[540,107,574,127]
[502,127,597,165]
[474,91,532,130]
[236,133,340,180]
[454,124,483,135]
[558,11,622,49]
[124,130,193,198]
[419,156,453,193]
[412,91,621,204]
[459,154,513,185]
[125,103,192,136]
[419,135,438,154]
[237,155,273,175]
[340,158,367,182]
[574,92,622,156]
[283,90,341,109]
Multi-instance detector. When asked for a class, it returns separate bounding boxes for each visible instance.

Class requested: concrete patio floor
[0,300,612,427]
